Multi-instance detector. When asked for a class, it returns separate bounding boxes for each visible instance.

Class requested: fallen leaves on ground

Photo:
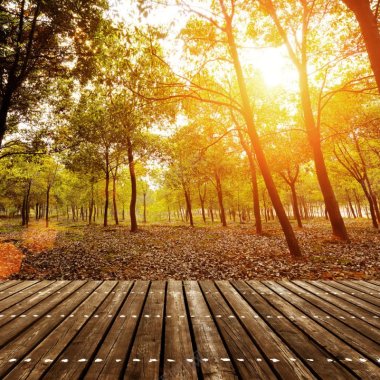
[0,243,24,279]
[2,218,378,281]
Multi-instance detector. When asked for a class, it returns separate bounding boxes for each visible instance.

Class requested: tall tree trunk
[238,130,262,233]
[264,1,347,241]
[127,137,138,232]
[198,185,207,223]
[46,185,51,227]
[112,174,119,225]
[299,69,348,240]
[0,82,14,147]
[22,179,32,227]
[209,207,214,223]
[143,192,147,223]
[184,189,194,227]
[223,15,301,256]
[366,178,380,223]
[346,190,357,218]
[353,189,363,218]
[360,180,379,228]
[104,171,109,227]
[342,0,380,91]
[215,172,227,227]
[290,183,303,228]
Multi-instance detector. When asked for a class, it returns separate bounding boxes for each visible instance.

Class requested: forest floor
[0,218,379,280]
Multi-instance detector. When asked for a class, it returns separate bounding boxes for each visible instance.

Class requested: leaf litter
[2,219,378,281]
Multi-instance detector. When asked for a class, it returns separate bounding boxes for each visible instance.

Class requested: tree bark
[198,185,207,223]
[184,189,194,227]
[353,189,363,217]
[360,180,379,228]
[238,130,262,233]
[143,192,147,223]
[112,174,119,225]
[46,186,51,227]
[290,183,303,228]
[342,0,380,91]
[346,190,357,218]
[104,153,110,227]
[127,137,138,232]
[215,172,227,227]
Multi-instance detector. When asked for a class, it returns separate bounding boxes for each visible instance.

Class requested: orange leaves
[0,243,24,280]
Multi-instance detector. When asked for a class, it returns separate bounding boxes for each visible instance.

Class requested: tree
[259,0,349,240]
[0,0,107,146]
[342,0,380,91]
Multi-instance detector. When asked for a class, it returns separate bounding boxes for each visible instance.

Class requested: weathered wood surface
[0,280,379,379]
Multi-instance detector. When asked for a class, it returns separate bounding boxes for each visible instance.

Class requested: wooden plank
[0,281,98,377]
[3,281,117,380]
[265,281,380,364]
[42,281,131,380]
[294,281,380,330]
[0,281,52,313]
[200,281,280,380]
[337,281,380,301]
[309,281,380,316]
[279,281,380,345]
[0,281,88,349]
[184,281,237,380]
[248,281,380,379]
[323,281,380,308]
[358,281,380,293]
[0,281,39,303]
[0,282,68,327]
[230,280,352,380]
[0,281,20,292]
[123,281,166,380]
[84,281,149,379]
[369,280,380,286]
[162,280,197,380]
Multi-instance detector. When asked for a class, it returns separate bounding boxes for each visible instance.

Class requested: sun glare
[243,47,299,90]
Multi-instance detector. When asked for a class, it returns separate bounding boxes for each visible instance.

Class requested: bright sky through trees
[1,0,379,260]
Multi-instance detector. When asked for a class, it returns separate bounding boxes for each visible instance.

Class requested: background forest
[0,0,379,280]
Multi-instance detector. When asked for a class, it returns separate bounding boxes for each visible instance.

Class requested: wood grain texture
[0,280,378,380]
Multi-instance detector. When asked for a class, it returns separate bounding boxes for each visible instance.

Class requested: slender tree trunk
[353,188,363,217]
[346,191,357,218]
[22,179,32,227]
[238,130,262,233]
[215,172,227,227]
[143,192,147,223]
[342,0,380,91]
[198,185,207,223]
[366,178,380,223]
[360,180,378,228]
[290,183,303,228]
[46,186,51,227]
[209,207,214,223]
[127,137,138,232]
[184,189,194,227]
[112,174,119,225]
[223,16,301,256]
[104,170,110,227]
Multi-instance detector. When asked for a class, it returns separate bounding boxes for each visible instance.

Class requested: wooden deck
[0,280,379,379]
